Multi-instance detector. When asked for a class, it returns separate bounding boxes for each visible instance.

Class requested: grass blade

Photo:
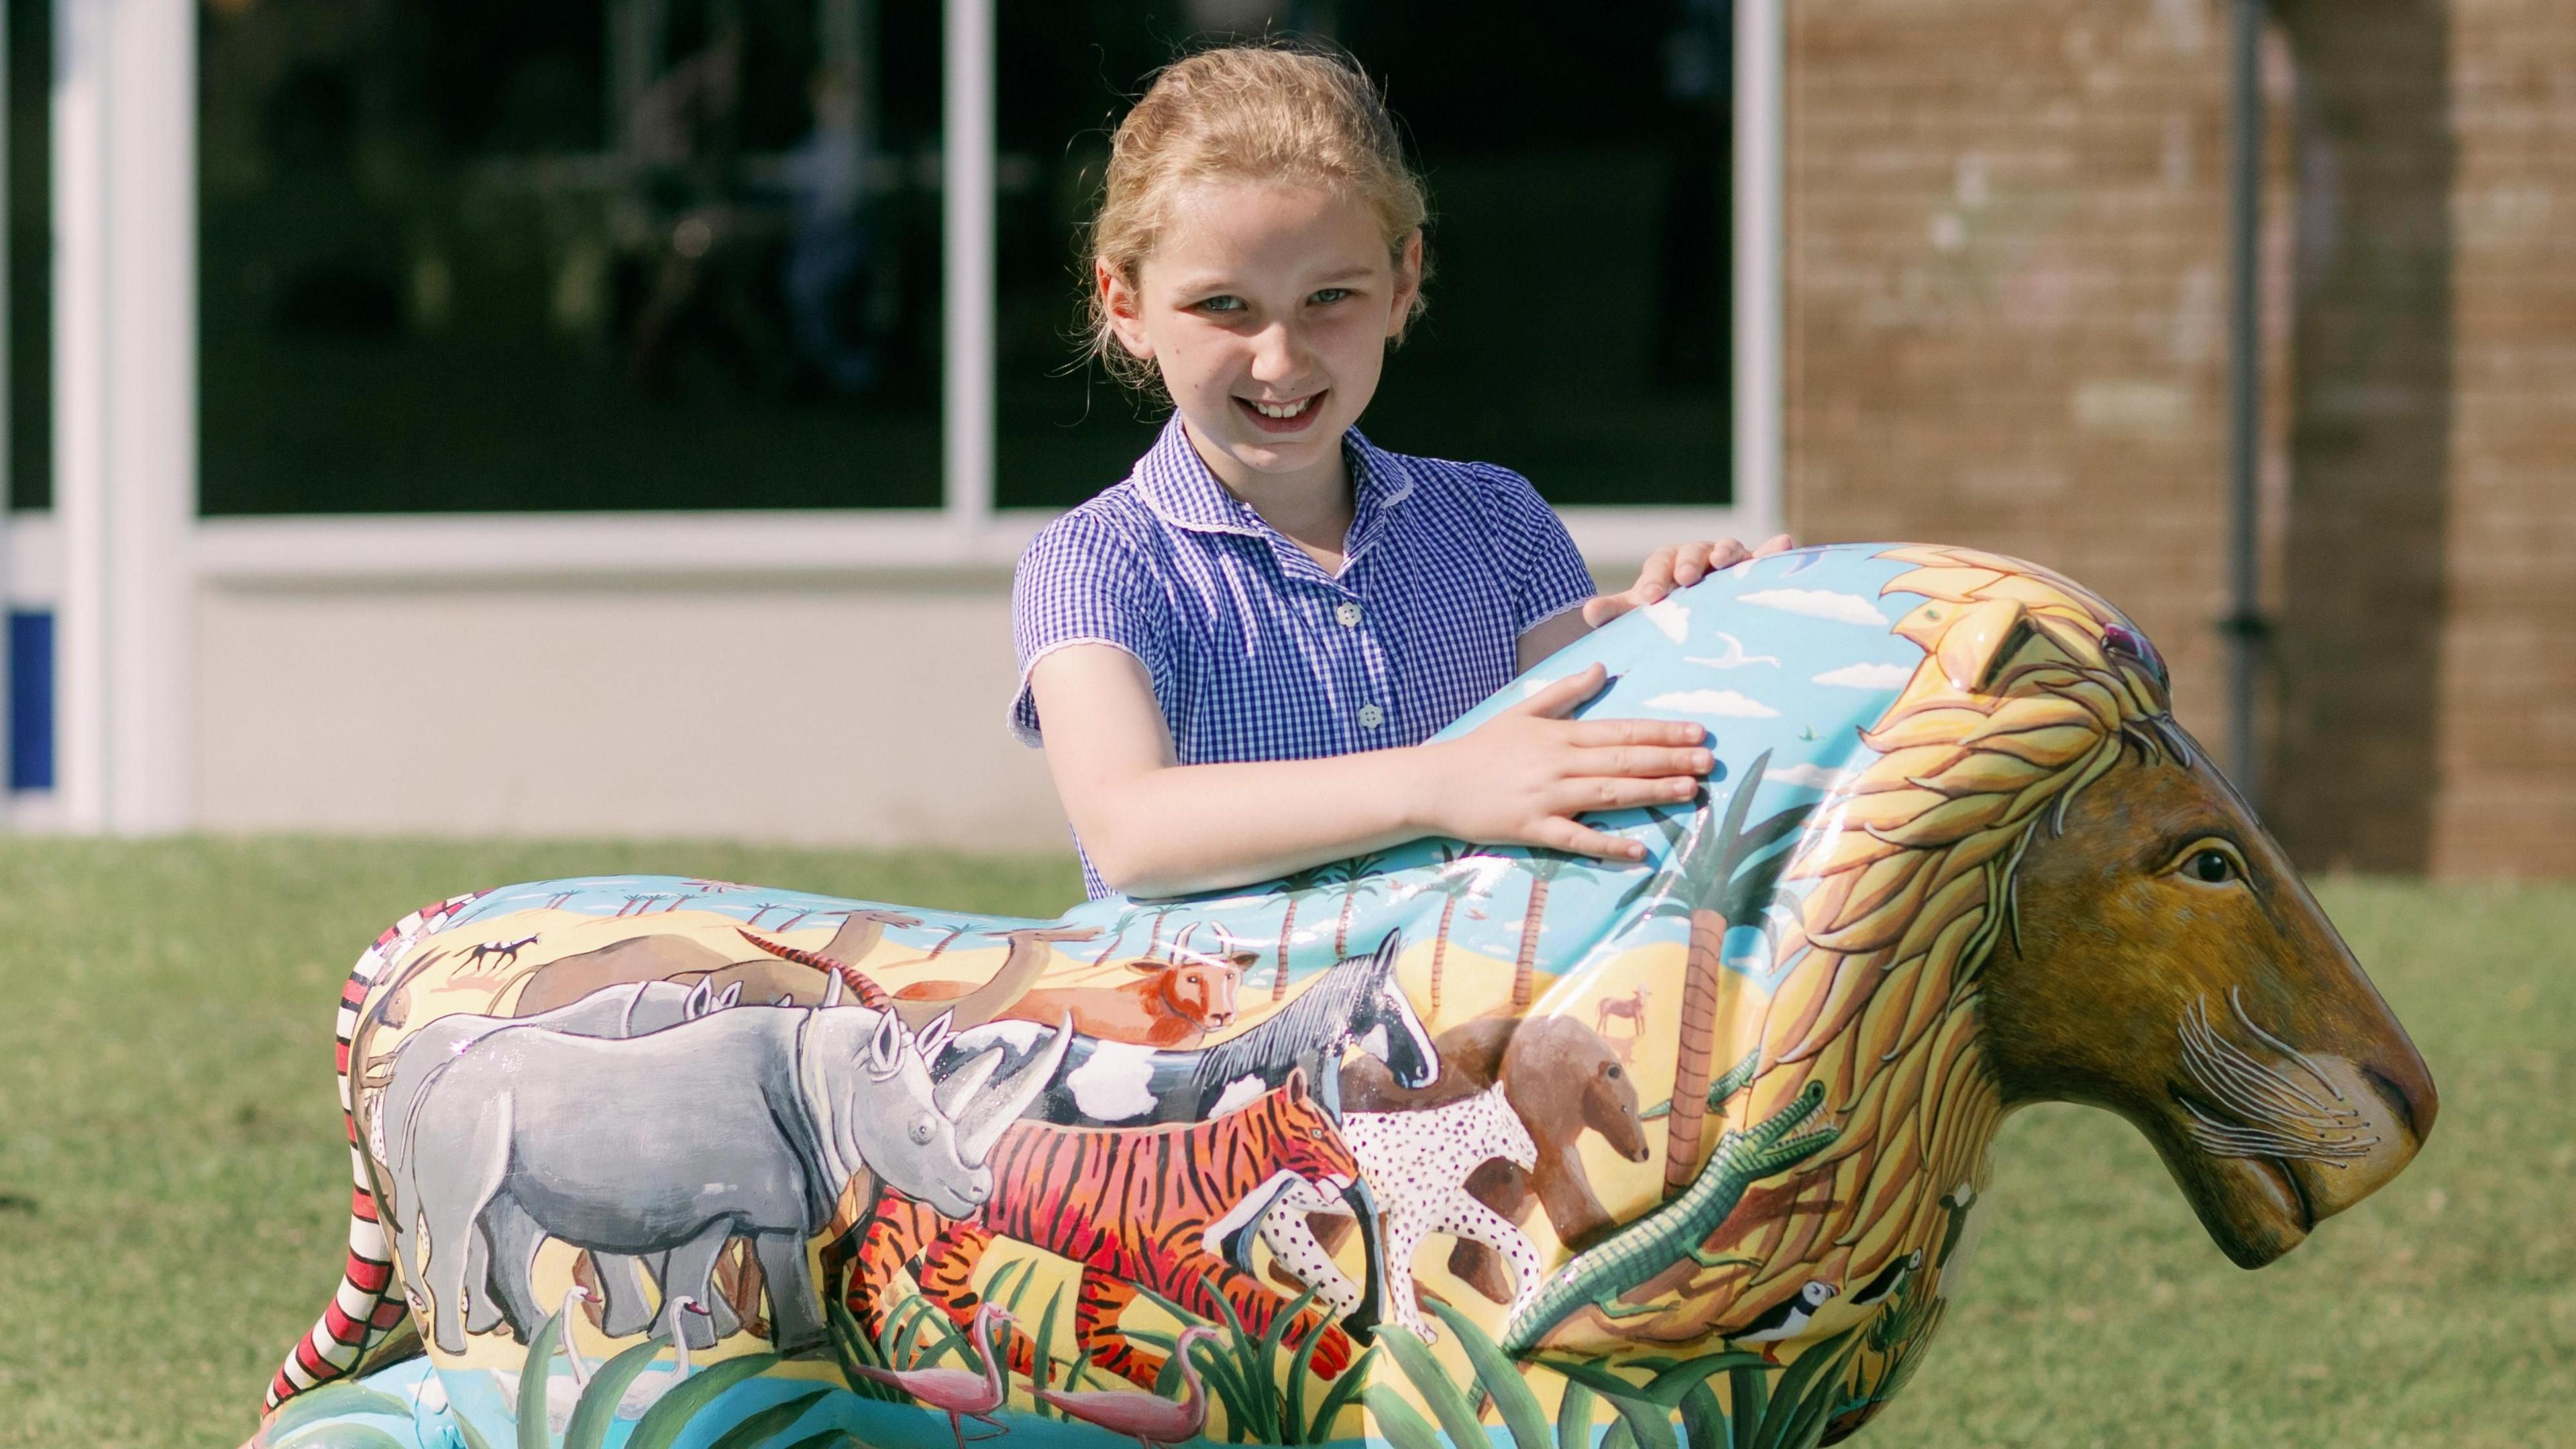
[514,1307,570,1449]
[1362,1386,1447,1449]
[1428,1301,1549,1449]
[828,1299,908,1403]
[1283,1310,1329,1443]
[770,1433,863,1449]
[562,1330,675,1449]
[624,1353,783,1449]
[1725,1364,1766,1449]
[1640,1352,1770,1407]
[1554,1382,1597,1449]
[452,1404,501,1449]
[266,1383,417,1440]
[1377,1327,1491,1449]
[1771,1340,1861,1449]
[1590,1385,1678,1449]
[1751,1332,1854,1449]
[276,1426,411,1449]
[704,1388,835,1449]
[1301,1344,1377,1445]
[890,1299,936,1372]
[1679,1383,1729,1449]
[1030,1285,1067,1417]
[909,1306,971,1371]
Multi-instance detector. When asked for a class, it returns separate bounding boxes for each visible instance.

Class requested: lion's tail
[264,892,482,1414]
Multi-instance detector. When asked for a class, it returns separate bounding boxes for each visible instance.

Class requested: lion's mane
[1701,545,2182,1326]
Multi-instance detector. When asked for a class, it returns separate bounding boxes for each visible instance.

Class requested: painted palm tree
[1508,853,1578,1011]
[1265,866,1336,1003]
[1617,749,1817,1198]
[1331,852,1397,958]
[1411,849,1507,1026]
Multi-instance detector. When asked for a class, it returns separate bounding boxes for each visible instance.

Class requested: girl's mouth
[1234,391,1325,435]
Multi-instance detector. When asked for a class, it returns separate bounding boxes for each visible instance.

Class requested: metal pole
[2223,0,2266,800]
[943,0,994,529]
[1731,0,1783,537]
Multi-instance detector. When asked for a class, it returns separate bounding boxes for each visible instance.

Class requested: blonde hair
[1083,43,1432,390]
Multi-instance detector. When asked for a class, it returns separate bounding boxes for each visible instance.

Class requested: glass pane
[199,0,946,515]
[9,0,47,512]
[995,1,1733,508]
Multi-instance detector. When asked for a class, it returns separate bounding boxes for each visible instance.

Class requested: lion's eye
[2188,849,2236,883]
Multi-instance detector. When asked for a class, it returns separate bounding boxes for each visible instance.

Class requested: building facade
[8,0,2569,876]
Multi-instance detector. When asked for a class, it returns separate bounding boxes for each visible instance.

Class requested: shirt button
[1358,703,1385,730]
[1335,601,1362,627]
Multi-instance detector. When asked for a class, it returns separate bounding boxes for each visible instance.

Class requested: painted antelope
[896,922,1253,1048]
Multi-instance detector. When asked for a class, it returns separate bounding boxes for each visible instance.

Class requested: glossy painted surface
[256,545,2432,1449]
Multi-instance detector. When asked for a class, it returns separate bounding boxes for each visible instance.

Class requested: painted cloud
[1812,661,1912,689]
[1769,762,1862,792]
[1740,588,1890,627]
[1645,688,1780,718]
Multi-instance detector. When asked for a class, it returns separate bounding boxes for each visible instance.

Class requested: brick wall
[1782,0,2576,877]
[2429,0,2576,876]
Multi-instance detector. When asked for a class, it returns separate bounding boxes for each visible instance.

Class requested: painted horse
[260,543,2432,1449]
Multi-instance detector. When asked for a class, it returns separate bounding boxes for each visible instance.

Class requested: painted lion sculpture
[255,544,2435,1449]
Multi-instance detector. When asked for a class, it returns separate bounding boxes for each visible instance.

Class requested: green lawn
[0,841,2559,1447]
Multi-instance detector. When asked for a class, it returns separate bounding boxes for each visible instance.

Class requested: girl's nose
[1248,321,1307,382]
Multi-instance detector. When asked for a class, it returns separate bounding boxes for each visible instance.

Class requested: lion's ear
[1937,597,2031,694]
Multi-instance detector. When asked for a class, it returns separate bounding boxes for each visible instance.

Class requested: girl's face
[1101,179,1421,497]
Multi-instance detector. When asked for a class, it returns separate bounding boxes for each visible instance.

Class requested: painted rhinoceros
[387,1000,1068,1356]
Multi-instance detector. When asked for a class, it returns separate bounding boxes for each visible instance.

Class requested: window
[199,0,951,513]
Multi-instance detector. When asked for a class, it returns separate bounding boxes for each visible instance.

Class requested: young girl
[1012,44,1788,902]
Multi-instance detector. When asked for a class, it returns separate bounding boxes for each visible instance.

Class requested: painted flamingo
[845,1302,1017,1449]
[1034,1324,1222,1449]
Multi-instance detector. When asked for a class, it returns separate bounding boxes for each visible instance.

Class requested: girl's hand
[1580,533,1796,629]
[1412,662,1714,861]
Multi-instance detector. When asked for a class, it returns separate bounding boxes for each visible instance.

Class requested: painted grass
[0,842,2559,1448]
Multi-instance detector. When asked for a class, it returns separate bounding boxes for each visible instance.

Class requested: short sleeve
[1470,465,1598,634]
[1007,512,1168,747]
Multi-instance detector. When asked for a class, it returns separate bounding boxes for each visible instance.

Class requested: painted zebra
[264,890,488,1412]
[855,1070,1377,1387]
[928,930,1437,1127]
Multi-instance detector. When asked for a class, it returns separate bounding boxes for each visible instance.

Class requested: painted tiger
[854,1068,1370,1387]
[266,891,488,1411]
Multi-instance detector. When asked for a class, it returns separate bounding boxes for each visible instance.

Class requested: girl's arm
[1029,645,1712,899]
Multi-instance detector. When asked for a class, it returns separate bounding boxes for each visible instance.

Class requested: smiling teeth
[1251,398,1312,419]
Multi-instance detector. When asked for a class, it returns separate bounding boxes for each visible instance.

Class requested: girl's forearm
[1077,747,1448,898]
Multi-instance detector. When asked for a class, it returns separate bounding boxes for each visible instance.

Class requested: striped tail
[263,891,484,1414]
[736,928,896,1011]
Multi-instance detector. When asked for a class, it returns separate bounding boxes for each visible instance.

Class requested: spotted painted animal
[1259,1083,1542,1341]
[855,1071,1375,1388]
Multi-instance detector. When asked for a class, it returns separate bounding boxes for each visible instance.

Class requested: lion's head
[1665,545,2433,1351]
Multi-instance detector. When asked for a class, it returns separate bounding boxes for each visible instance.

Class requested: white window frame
[15,0,1786,828]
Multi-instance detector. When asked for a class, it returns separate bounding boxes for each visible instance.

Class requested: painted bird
[1730,1280,1837,1362]
[847,1302,1018,1449]
[1847,1250,1923,1310]
[1034,1324,1223,1449]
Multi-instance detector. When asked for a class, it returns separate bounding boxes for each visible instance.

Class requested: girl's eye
[1195,294,1244,314]
[1309,287,1352,305]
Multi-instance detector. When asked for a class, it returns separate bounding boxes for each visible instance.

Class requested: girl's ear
[1097,259,1155,362]
[1386,230,1424,341]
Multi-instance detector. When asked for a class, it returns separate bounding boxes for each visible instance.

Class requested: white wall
[193,575,1073,851]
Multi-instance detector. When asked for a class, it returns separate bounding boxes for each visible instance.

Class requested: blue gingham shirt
[1010,416,1599,897]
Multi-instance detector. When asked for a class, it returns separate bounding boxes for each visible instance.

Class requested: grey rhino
[390,1003,1067,1355]
[368,978,741,1342]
